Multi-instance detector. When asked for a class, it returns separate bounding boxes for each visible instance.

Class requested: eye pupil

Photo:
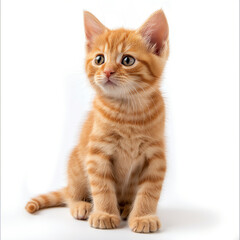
[122,55,135,66]
[95,55,104,65]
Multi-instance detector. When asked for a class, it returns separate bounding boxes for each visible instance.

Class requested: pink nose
[104,70,115,78]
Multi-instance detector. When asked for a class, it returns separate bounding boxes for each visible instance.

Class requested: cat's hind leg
[66,147,92,220]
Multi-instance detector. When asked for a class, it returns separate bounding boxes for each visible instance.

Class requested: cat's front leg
[86,143,120,229]
[128,142,166,233]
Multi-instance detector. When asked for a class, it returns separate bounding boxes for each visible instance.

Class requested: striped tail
[25,188,66,213]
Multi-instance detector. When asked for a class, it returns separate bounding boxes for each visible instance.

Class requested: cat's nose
[104,69,115,78]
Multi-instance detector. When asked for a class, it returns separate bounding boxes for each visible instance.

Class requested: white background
[1,0,239,239]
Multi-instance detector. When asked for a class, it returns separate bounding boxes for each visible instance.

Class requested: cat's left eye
[121,55,135,66]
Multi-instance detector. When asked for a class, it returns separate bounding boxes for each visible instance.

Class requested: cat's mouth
[96,77,121,92]
[103,78,117,87]
[105,79,116,86]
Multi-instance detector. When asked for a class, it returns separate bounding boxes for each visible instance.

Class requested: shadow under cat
[158,207,219,232]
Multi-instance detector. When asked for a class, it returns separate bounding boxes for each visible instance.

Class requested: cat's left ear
[83,11,108,50]
[137,10,169,56]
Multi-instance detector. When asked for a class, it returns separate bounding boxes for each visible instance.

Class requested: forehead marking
[103,43,108,52]
[123,44,131,52]
[117,43,123,53]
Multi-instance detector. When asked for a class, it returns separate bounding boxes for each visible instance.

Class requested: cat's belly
[112,138,146,203]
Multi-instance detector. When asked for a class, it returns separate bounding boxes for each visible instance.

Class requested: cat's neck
[95,88,162,114]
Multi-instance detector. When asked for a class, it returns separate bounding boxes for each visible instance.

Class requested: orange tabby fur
[26,9,169,233]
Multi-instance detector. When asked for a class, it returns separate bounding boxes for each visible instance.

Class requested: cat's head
[84,10,169,99]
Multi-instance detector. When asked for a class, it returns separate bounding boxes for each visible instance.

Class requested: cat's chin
[99,82,117,91]
[98,86,127,100]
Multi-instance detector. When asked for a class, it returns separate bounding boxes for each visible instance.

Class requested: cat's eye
[121,55,135,66]
[95,55,105,65]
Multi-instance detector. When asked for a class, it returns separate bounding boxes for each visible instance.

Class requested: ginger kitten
[26,9,169,233]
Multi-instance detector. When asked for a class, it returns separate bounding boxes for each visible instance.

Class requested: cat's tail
[25,187,67,213]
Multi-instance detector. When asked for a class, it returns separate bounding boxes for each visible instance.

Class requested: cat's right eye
[95,55,105,65]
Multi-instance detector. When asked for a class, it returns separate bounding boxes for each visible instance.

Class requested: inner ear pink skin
[138,10,169,56]
[83,11,108,50]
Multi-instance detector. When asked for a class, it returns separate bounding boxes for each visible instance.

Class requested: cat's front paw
[89,211,120,229]
[128,215,161,233]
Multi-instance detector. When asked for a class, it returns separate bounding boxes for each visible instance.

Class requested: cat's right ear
[83,11,107,50]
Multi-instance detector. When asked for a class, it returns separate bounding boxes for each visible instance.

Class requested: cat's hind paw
[70,201,92,220]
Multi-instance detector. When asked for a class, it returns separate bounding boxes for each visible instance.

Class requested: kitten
[26,9,169,233]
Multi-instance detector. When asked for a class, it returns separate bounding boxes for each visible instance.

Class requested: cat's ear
[137,10,169,56]
[83,11,107,50]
